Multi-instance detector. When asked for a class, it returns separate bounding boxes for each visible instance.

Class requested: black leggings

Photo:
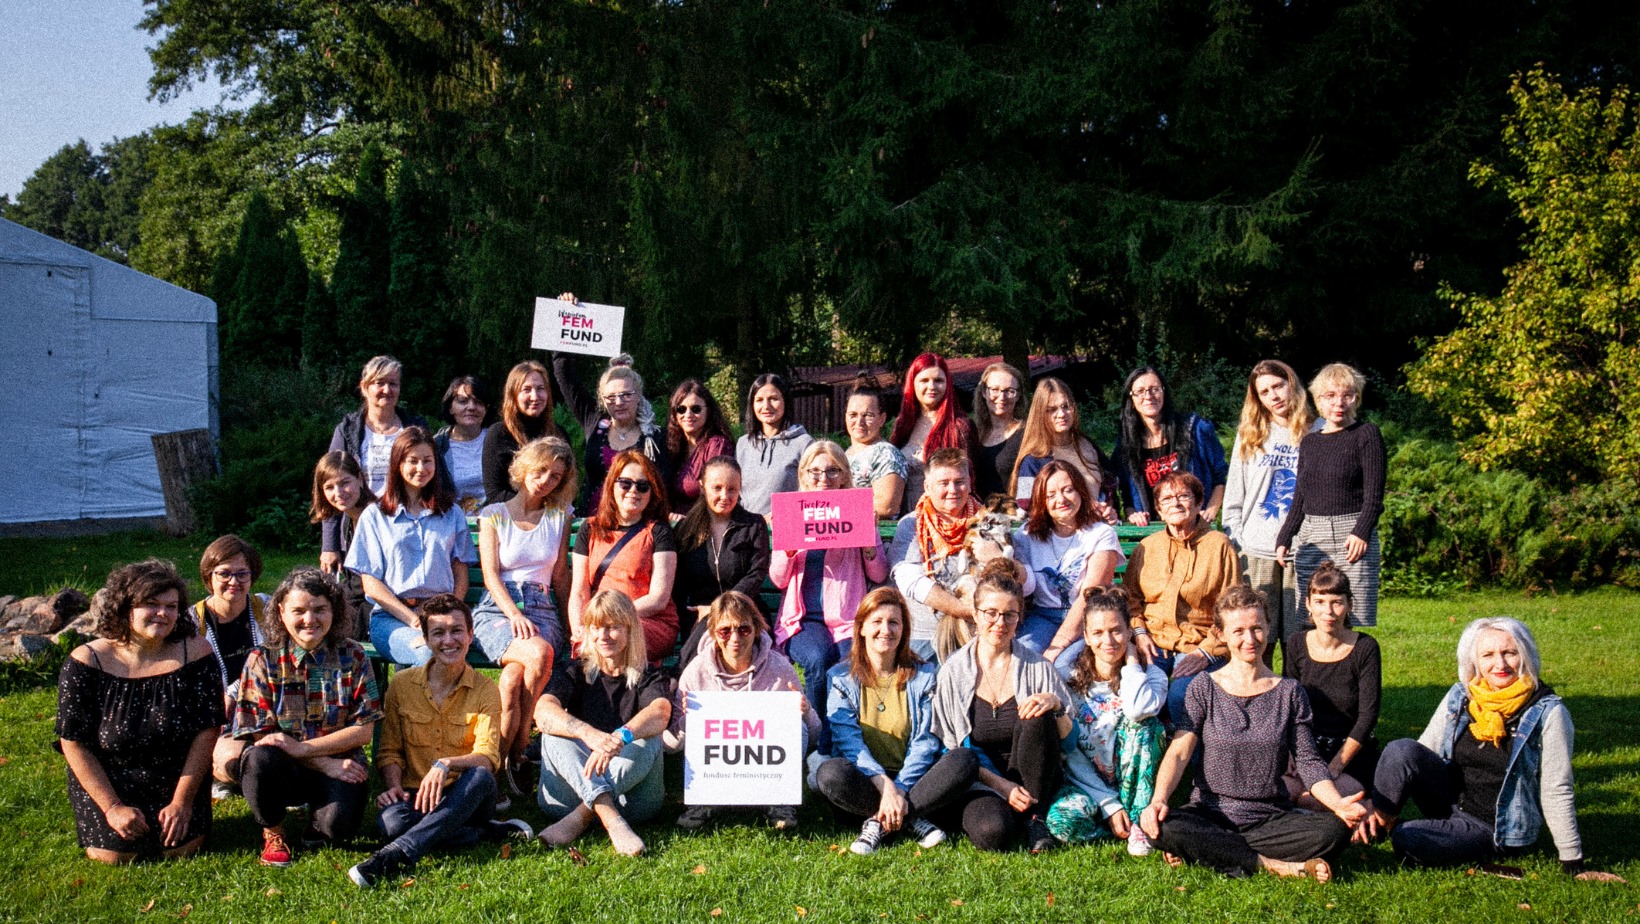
[240,744,368,844]
[1154,803,1350,877]
[816,748,979,820]
[940,712,1063,851]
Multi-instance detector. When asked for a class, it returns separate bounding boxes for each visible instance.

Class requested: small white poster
[683,690,803,806]
[531,296,625,357]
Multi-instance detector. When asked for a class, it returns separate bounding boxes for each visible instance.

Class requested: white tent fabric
[0,218,217,525]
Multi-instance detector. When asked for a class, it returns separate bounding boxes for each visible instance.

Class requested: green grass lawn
[0,534,1637,922]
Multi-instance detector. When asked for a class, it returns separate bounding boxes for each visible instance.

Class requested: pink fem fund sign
[770,488,876,552]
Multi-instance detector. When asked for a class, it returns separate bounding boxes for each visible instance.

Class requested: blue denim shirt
[826,661,942,793]
[345,502,477,601]
[1419,682,1582,860]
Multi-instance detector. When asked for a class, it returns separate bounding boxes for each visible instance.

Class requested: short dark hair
[264,568,352,649]
[926,446,972,478]
[92,559,193,644]
[418,593,473,640]
[441,374,494,425]
[199,534,263,586]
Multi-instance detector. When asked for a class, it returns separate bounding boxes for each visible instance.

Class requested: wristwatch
[431,759,450,774]
[617,727,635,746]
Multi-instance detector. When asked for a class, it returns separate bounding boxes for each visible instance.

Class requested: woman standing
[1140,585,1363,880]
[1045,586,1167,855]
[569,452,679,665]
[931,563,1074,853]
[234,569,382,866]
[1010,377,1116,521]
[473,437,575,788]
[191,535,268,791]
[817,587,978,855]
[1283,562,1380,801]
[972,362,1026,503]
[535,591,672,857]
[673,457,771,659]
[1012,461,1125,668]
[671,592,816,832]
[891,353,976,515]
[481,360,562,507]
[330,355,429,496]
[435,374,494,513]
[1114,366,1228,526]
[1223,360,1315,655]
[735,373,814,517]
[345,427,476,667]
[1275,363,1386,627]
[843,384,909,520]
[311,451,375,636]
[770,441,890,753]
[666,379,735,511]
[57,560,221,863]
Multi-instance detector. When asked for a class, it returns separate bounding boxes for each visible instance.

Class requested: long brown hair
[1234,359,1314,460]
[501,360,560,446]
[1023,460,1098,541]
[847,586,919,687]
[1011,377,1102,498]
[1066,585,1132,696]
[666,378,732,461]
[379,426,457,515]
[973,361,1025,442]
[309,451,376,522]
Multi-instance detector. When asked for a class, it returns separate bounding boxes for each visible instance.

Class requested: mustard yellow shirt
[377,663,501,783]
[860,677,911,775]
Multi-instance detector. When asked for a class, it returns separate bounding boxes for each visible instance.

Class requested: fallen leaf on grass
[458,884,470,891]
[1046,892,1054,907]
[1174,886,1187,893]
[178,904,192,920]
[0,756,10,765]
[1325,903,1335,909]
[568,846,588,866]
[796,906,808,917]
[500,843,512,859]
[70,878,85,889]
[264,887,281,896]
[220,894,233,902]
[710,909,723,917]
[1518,904,1531,911]
[950,900,964,906]
[400,877,416,888]
[140,900,155,913]
[693,864,708,875]
[1593,625,1604,631]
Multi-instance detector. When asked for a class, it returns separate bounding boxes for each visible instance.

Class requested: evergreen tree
[329,142,394,372]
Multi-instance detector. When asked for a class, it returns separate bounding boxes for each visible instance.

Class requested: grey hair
[1456,617,1541,685]
[598,354,656,428]
[359,354,403,385]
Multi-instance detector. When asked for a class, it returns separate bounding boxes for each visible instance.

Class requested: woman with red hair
[568,452,679,665]
[891,353,977,516]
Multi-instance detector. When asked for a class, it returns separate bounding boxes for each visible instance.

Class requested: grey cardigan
[931,640,1076,765]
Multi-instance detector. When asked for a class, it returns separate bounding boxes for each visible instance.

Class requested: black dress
[56,649,222,856]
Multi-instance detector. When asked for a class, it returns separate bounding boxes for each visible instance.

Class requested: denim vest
[825,661,942,792]
[1429,682,1564,849]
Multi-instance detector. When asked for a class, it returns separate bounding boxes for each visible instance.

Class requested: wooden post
[151,429,217,536]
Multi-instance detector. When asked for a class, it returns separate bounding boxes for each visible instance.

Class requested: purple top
[1175,675,1331,826]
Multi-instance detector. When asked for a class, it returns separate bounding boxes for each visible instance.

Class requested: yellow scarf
[1466,675,1535,747]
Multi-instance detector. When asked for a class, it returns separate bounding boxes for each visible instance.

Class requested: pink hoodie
[768,536,890,645]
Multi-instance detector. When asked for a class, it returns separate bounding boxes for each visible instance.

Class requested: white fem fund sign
[532,297,625,357]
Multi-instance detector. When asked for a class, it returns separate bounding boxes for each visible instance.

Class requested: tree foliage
[7,136,154,263]
[1408,68,1640,483]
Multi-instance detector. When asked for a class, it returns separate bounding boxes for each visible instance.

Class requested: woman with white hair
[1360,617,1619,880]
[329,355,431,496]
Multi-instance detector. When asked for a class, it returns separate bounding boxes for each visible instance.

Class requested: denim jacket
[1113,413,1228,519]
[826,661,942,793]
[1418,682,1582,860]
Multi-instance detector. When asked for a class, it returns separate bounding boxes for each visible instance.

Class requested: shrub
[189,412,336,551]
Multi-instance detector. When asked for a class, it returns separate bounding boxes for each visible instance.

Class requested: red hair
[890,352,973,455]
[589,450,671,534]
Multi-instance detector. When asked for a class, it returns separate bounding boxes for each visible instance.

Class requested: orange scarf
[914,493,979,576]
[1466,675,1535,747]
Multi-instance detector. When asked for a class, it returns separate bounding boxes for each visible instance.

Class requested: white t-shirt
[362,426,400,496]
[444,431,488,512]
[1012,522,1126,610]
[480,502,572,586]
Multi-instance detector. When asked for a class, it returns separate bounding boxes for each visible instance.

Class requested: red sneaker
[260,829,293,867]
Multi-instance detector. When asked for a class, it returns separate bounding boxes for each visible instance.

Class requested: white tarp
[0,218,217,525]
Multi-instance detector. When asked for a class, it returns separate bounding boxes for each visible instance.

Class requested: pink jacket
[769,536,890,645]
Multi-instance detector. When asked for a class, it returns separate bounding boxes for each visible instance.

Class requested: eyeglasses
[614,478,652,494]
[1317,391,1357,404]
[804,466,846,481]
[1131,386,1165,398]
[986,386,1020,398]
[211,569,254,584]
[975,607,1021,625]
[1156,494,1192,508]
[674,404,706,416]
[602,391,637,404]
[714,624,756,640]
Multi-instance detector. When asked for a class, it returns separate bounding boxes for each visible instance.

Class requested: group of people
[54,335,1615,888]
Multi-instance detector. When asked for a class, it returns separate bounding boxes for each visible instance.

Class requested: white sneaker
[805,751,827,790]
[908,816,947,848]
[1127,824,1154,857]
[850,819,886,856]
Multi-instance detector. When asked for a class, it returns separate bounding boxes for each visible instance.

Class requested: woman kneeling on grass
[1045,586,1167,856]
[1357,617,1623,881]
[1140,584,1363,881]
[671,591,816,833]
[535,591,672,856]
[817,586,978,855]
[233,568,382,868]
[349,595,533,887]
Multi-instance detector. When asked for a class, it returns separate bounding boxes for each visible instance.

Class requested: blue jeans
[785,621,851,754]
[377,766,498,863]
[1372,738,1499,867]
[1016,606,1067,655]
[537,734,664,823]
[370,611,431,666]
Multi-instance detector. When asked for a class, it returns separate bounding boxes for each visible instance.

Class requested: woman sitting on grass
[1045,586,1167,856]
[348,595,532,888]
[1357,617,1623,881]
[535,591,672,857]
[57,559,221,863]
[816,587,978,855]
[1140,584,1363,881]
[233,569,382,867]
[670,591,816,833]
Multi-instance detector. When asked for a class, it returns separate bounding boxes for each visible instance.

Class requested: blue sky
[0,0,230,198]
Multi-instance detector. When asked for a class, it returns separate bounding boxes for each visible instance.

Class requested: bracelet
[431,759,450,774]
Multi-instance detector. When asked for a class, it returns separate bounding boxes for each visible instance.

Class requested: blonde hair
[509,436,578,510]
[580,590,647,686]
[1234,359,1316,460]
[359,355,402,386]
[598,354,655,428]
[1310,363,1367,405]
[798,440,849,490]
[973,362,1025,442]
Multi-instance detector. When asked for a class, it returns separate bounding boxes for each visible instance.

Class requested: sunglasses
[614,478,652,494]
[674,404,706,416]
[714,624,756,640]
